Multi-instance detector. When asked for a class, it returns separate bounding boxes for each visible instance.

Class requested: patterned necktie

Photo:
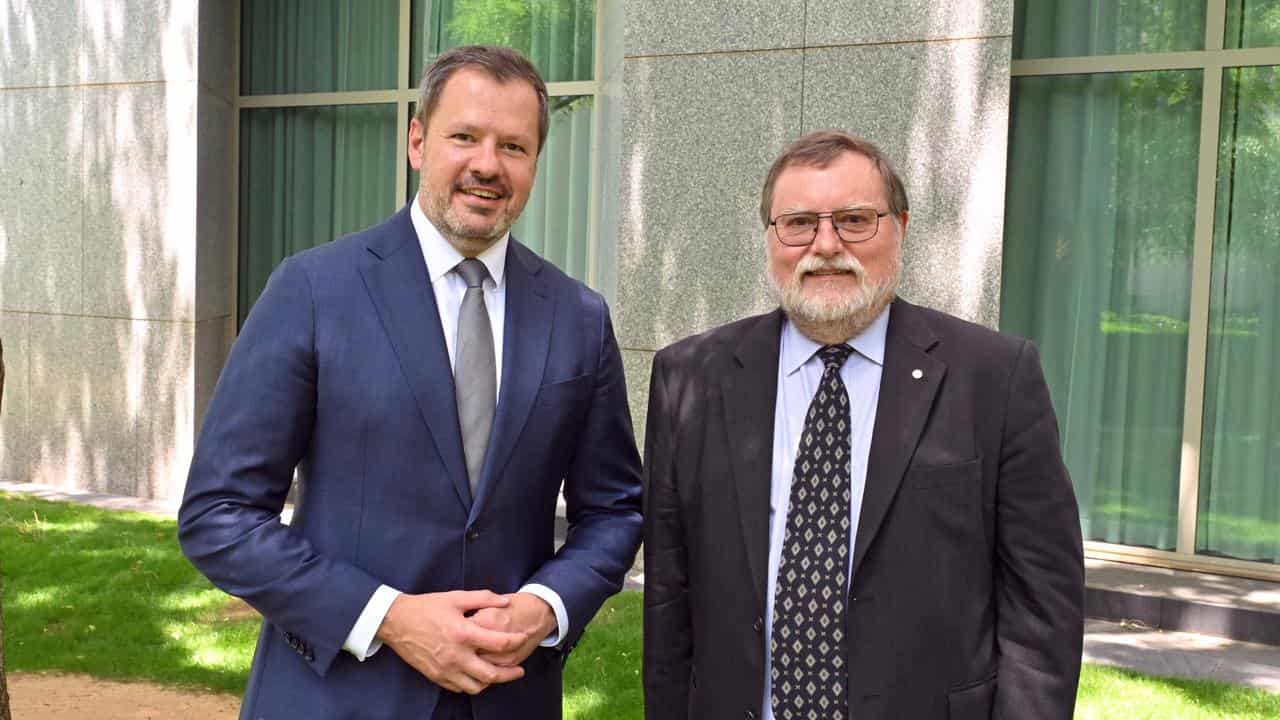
[771,344,854,720]
[453,258,495,499]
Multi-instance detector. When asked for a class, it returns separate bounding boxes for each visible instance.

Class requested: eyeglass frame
[768,208,893,247]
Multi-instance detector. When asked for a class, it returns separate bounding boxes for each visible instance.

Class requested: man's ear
[408,117,426,171]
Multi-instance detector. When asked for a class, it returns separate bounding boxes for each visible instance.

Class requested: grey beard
[768,252,901,342]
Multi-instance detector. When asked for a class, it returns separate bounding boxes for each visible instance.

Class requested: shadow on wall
[0,1,227,502]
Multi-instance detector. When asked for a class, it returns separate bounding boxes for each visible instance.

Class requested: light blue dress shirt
[762,306,890,719]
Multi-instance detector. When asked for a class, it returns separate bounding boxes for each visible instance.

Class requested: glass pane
[1225,0,1280,48]
[410,0,595,84]
[241,0,399,95]
[1013,0,1207,59]
[1197,66,1280,563]
[1001,71,1203,550]
[239,104,398,323]
[407,96,594,283]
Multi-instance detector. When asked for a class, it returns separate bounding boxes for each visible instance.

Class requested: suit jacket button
[745,711,756,719]
[466,527,480,541]
[753,617,763,632]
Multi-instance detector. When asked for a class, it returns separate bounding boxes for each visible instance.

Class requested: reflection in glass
[1225,0,1280,48]
[1013,0,1206,59]
[1002,71,1203,550]
[407,96,595,282]
[1197,66,1280,563]
[411,0,595,83]
[241,0,399,95]
[239,104,398,323]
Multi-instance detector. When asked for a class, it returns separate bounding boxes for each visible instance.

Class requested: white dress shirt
[340,199,568,661]
[761,306,890,719]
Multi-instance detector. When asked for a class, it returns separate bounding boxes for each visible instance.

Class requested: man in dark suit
[179,46,642,720]
[642,130,1084,720]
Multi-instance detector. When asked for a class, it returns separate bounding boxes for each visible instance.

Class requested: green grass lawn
[3,493,1278,718]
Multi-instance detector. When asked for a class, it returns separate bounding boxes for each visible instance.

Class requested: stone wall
[0,0,236,502]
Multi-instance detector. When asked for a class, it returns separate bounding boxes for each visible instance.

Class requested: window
[1003,1,1280,569]
[237,0,600,324]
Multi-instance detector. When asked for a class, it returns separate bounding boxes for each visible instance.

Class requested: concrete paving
[3,481,1278,693]
[1084,618,1280,693]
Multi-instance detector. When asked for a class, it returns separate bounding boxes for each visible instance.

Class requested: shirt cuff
[518,583,568,647]
[342,584,401,661]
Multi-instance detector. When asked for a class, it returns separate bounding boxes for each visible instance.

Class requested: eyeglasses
[769,208,891,246]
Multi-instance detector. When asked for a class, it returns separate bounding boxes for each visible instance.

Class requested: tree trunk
[1,336,10,720]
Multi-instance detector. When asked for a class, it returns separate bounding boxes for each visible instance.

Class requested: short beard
[421,179,517,256]
[767,248,901,344]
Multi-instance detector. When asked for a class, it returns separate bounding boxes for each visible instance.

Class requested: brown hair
[759,130,909,226]
[415,45,550,154]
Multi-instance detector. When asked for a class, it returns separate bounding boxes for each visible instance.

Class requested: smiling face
[408,67,540,256]
[765,151,907,342]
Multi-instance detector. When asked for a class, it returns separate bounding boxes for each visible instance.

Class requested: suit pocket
[906,457,981,490]
[948,675,995,720]
[534,373,592,407]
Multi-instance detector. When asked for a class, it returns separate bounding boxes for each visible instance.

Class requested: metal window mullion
[586,0,604,288]
[395,0,411,208]
[238,90,403,108]
[1011,47,1280,77]
[547,80,597,96]
[1086,541,1280,582]
[1175,59,1225,556]
[1206,0,1227,52]
[232,0,243,329]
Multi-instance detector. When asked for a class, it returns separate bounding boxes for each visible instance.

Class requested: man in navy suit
[179,45,643,720]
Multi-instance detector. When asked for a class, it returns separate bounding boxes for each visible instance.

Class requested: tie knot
[818,344,853,370]
[455,258,489,289]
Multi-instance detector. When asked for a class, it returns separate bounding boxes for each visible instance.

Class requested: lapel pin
[911,369,924,380]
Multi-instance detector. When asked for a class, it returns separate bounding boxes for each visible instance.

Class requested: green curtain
[1013,0,1206,59]
[1001,70,1203,550]
[238,105,398,324]
[407,96,595,282]
[241,0,399,94]
[411,0,595,83]
[1226,0,1280,48]
[1196,65,1280,562]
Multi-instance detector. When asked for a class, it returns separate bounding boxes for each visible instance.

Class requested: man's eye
[502,142,527,154]
[834,212,873,229]
[781,215,817,229]
[450,133,474,142]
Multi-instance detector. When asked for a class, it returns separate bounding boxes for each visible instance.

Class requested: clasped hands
[375,590,557,695]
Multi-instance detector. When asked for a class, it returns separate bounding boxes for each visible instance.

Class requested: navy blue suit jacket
[179,206,643,719]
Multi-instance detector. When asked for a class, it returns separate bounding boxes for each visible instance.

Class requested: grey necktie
[453,258,496,498]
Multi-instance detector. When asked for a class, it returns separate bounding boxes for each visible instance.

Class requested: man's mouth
[459,187,503,201]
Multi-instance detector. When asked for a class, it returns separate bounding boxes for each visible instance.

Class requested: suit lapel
[851,299,945,582]
[469,240,552,517]
[359,207,472,509]
[722,310,785,610]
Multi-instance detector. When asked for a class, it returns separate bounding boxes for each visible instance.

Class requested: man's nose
[810,216,843,255]
[468,140,501,177]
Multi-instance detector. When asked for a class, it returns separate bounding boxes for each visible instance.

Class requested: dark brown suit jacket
[642,298,1084,719]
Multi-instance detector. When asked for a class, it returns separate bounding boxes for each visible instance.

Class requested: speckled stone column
[0,1,237,502]
[615,1,1015,438]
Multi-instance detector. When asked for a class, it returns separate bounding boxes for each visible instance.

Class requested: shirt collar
[410,196,508,287]
[781,303,891,376]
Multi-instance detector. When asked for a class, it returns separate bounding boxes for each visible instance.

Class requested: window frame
[1010,0,1280,580]
[231,0,606,319]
